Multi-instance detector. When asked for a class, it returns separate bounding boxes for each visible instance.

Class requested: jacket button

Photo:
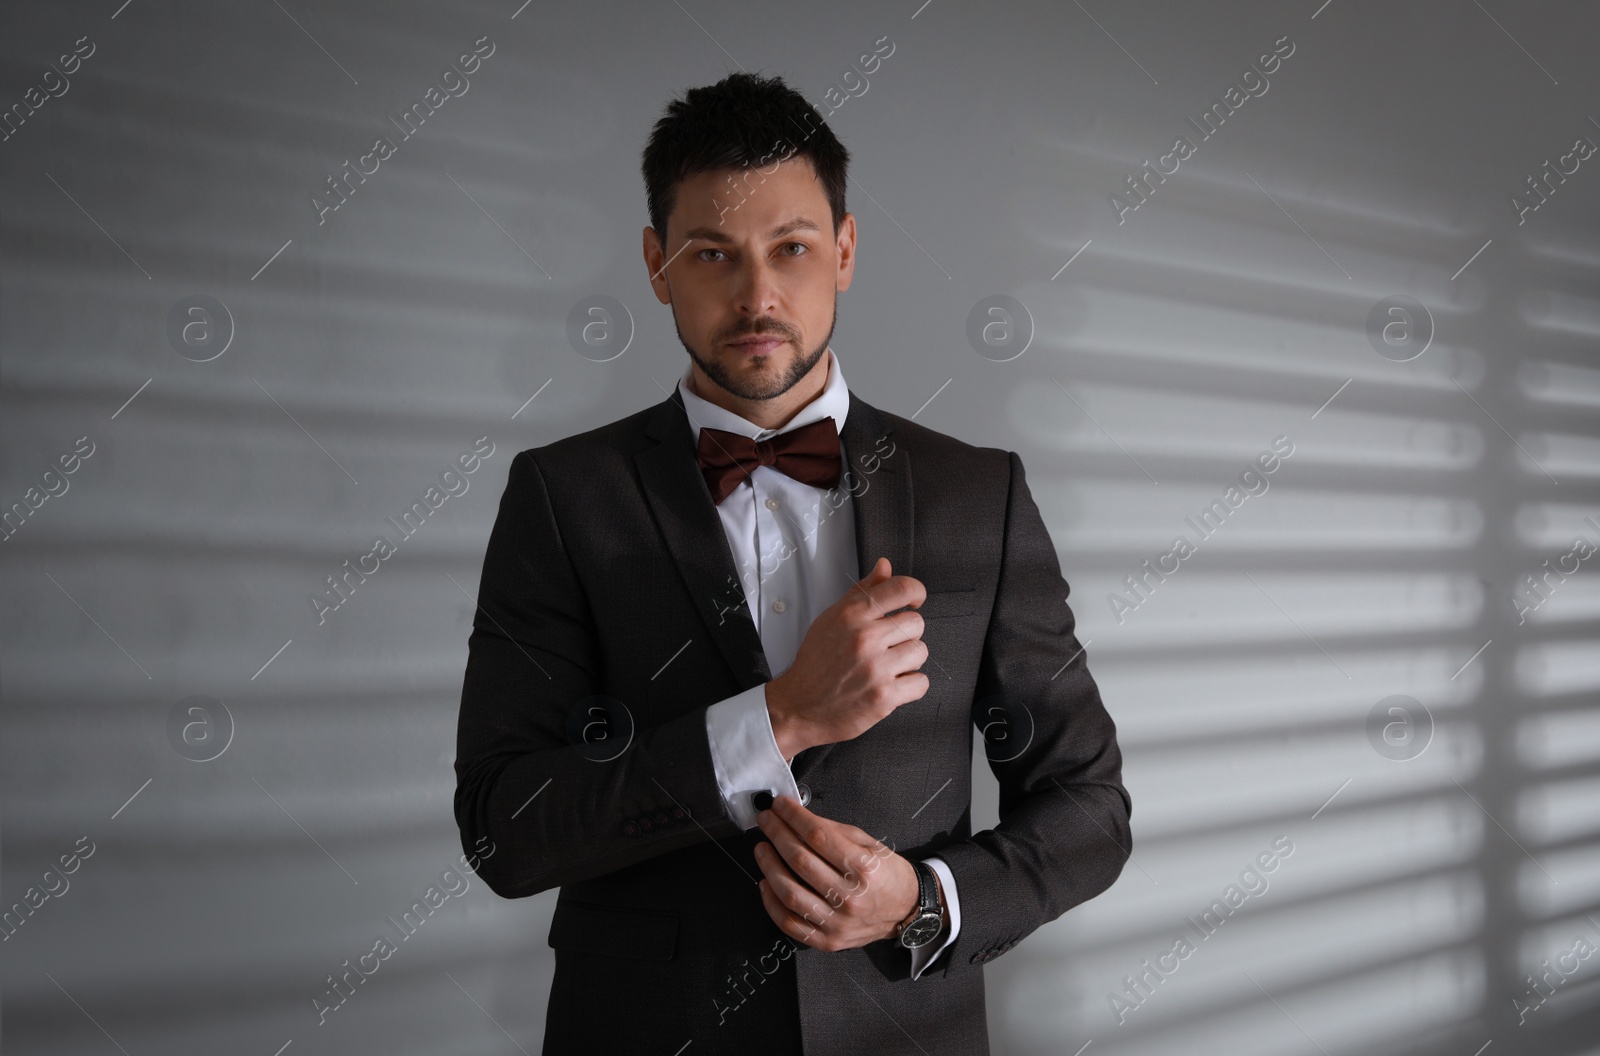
[622,820,639,837]
[639,816,654,833]
[796,782,811,806]
[655,810,673,827]
[671,805,686,820]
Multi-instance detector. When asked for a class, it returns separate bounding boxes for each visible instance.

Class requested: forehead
[669,155,829,238]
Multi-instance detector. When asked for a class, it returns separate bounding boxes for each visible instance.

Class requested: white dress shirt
[679,347,961,980]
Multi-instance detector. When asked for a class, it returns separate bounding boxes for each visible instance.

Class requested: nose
[733,256,781,321]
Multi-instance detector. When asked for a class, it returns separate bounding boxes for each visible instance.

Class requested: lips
[729,337,786,354]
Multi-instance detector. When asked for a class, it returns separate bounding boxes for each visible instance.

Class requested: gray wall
[4,1,1599,1053]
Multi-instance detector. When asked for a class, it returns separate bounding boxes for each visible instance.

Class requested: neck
[688,349,831,431]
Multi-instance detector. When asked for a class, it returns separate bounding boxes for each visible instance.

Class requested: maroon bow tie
[696,418,842,505]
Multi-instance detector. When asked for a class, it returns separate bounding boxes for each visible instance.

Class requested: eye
[698,248,729,262]
[780,242,808,256]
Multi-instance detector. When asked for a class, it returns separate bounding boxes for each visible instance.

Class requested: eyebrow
[680,217,823,245]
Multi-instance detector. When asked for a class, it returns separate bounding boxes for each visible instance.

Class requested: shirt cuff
[705,682,800,831]
[910,856,961,980]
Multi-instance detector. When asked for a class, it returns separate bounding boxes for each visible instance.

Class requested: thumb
[860,556,892,587]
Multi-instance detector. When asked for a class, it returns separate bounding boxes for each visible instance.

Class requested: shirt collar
[677,346,850,442]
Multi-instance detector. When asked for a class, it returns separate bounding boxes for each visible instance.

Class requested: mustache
[725,321,796,341]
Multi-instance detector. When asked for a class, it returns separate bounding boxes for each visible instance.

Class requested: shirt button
[766,497,780,510]
[772,600,786,613]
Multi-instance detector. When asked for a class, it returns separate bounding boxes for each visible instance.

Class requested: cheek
[795,279,836,328]
[671,294,720,338]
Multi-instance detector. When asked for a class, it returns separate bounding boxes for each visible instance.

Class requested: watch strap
[896,860,940,943]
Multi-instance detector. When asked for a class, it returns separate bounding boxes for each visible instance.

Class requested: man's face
[644,156,856,403]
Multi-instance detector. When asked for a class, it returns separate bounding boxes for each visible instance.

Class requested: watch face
[899,913,943,948]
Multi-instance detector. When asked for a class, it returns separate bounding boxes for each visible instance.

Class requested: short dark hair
[641,71,851,244]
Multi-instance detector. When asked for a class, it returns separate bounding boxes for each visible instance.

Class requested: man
[453,71,1131,1055]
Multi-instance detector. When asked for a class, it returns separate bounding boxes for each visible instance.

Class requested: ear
[834,212,857,293]
[643,225,672,305]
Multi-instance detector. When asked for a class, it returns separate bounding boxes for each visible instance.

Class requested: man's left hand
[752,794,917,952]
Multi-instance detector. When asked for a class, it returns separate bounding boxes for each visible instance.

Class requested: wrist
[892,859,945,946]
[893,861,921,936]
[901,863,922,921]
[765,676,808,759]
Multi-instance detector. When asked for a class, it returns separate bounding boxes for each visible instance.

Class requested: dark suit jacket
[453,385,1132,1055]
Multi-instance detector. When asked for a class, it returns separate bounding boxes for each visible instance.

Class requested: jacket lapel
[638,388,774,692]
[636,386,913,784]
[793,390,912,782]
[836,389,913,583]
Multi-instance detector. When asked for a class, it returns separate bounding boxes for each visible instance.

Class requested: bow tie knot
[696,418,842,505]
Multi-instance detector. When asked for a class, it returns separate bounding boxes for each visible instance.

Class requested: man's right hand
[766,557,931,760]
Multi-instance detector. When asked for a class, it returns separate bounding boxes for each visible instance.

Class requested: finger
[755,834,839,896]
[884,631,930,669]
[755,800,857,902]
[839,558,892,615]
[761,804,852,904]
[763,800,897,909]
[758,877,812,944]
[757,872,829,946]
[781,820,885,904]
[763,855,838,925]
[769,796,867,878]
[755,828,845,914]
[875,609,926,650]
[773,797,896,869]
[864,573,926,621]
[845,562,921,620]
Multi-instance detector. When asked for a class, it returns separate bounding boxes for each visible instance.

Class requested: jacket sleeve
[453,449,743,899]
[927,450,1132,976]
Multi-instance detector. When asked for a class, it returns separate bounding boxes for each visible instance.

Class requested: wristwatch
[895,860,945,949]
